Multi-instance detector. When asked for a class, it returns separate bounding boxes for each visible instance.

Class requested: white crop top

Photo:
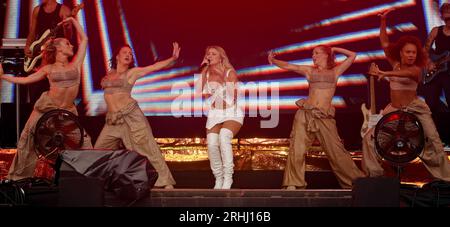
[204,69,235,106]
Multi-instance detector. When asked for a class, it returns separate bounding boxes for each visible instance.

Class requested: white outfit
[204,69,243,189]
[205,69,244,130]
[207,133,223,189]
[206,108,244,130]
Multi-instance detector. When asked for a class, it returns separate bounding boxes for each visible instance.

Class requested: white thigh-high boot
[219,128,235,189]
[207,133,223,189]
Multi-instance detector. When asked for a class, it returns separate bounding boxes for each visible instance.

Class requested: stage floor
[134,189,354,207]
[2,138,449,188]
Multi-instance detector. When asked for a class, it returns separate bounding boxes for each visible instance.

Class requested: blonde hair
[204,45,235,71]
[42,38,65,65]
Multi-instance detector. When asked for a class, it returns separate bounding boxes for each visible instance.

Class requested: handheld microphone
[199,59,210,70]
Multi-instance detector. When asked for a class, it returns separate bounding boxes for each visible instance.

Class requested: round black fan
[34,109,84,163]
[374,110,425,164]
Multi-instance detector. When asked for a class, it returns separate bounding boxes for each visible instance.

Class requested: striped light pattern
[291,0,416,32]
[116,0,138,66]
[239,50,386,77]
[274,23,417,55]
[129,48,380,99]
[73,0,98,116]
[135,96,348,117]
[1,0,21,103]
[1,1,445,115]
[94,0,113,71]
[422,0,447,33]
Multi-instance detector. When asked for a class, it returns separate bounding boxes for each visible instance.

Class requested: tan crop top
[101,70,133,94]
[307,69,336,89]
[388,77,418,91]
[388,63,418,91]
[48,68,80,88]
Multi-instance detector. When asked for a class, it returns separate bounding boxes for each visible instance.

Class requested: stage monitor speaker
[1,178,58,207]
[56,149,158,206]
[352,177,400,207]
[400,180,450,207]
[58,174,104,207]
[0,180,25,206]
[0,104,17,148]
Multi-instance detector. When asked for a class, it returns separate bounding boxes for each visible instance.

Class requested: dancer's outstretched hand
[172,42,180,60]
